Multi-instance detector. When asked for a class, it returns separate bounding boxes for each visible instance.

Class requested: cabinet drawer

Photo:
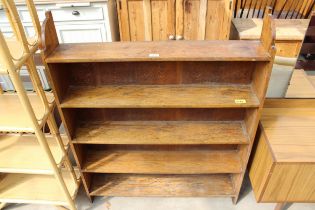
[51,7,104,22]
[55,23,108,43]
[1,5,105,23]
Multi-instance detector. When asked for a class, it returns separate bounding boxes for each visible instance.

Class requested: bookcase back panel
[56,61,256,86]
[86,144,238,151]
[73,108,247,121]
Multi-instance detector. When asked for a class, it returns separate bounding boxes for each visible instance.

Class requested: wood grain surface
[261,108,315,162]
[61,85,259,108]
[72,121,249,144]
[45,41,271,63]
[286,69,315,98]
[262,164,315,202]
[90,174,235,196]
[83,147,242,173]
[233,18,309,40]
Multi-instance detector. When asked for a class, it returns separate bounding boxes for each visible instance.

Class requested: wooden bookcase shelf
[89,174,235,197]
[82,145,242,174]
[45,41,271,63]
[72,121,249,145]
[42,9,275,203]
[61,85,260,108]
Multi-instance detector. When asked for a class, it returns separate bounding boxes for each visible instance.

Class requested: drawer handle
[72,10,80,16]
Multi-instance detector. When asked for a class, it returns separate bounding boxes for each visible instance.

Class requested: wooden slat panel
[83,148,242,173]
[61,85,260,108]
[117,0,131,41]
[197,0,207,40]
[205,0,232,40]
[127,0,146,41]
[183,0,200,40]
[45,41,271,63]
[72,121,249,144]
[143,0,152,41]
[90,174,235,196]
[151,0,171,40]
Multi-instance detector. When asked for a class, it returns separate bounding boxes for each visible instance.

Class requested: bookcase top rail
[45,41,271,63]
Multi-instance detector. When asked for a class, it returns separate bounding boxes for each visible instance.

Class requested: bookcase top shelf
[45,41,271,63]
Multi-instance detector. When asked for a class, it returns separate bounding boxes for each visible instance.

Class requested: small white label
[149,53,160,58]
[234,99,247,104]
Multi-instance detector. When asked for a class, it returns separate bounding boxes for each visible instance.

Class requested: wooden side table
[249,99,315,210]
[232,19,309,57]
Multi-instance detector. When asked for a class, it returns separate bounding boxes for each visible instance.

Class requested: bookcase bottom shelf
[90,174,235,197]
[0,171,78,206]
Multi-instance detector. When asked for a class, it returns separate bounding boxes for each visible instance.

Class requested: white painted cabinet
[0,1,119,91]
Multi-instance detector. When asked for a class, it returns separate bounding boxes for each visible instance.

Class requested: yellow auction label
[234,99,247,104]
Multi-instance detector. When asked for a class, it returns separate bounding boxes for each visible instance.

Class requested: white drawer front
[51,7,104,22]
[56,23,108,43]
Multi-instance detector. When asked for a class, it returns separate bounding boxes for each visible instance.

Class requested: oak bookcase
[42,8,275,203]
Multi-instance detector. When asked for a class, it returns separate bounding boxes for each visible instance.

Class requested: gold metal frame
[0,1,78,209]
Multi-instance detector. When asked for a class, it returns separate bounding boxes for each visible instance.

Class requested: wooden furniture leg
[275,203,288,210]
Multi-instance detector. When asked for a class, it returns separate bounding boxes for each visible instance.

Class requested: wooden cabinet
[117,0,232,41]
[42,10,275,202]
[232,18,309,57]
[250,99,315,209]
[117,0,175,41]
